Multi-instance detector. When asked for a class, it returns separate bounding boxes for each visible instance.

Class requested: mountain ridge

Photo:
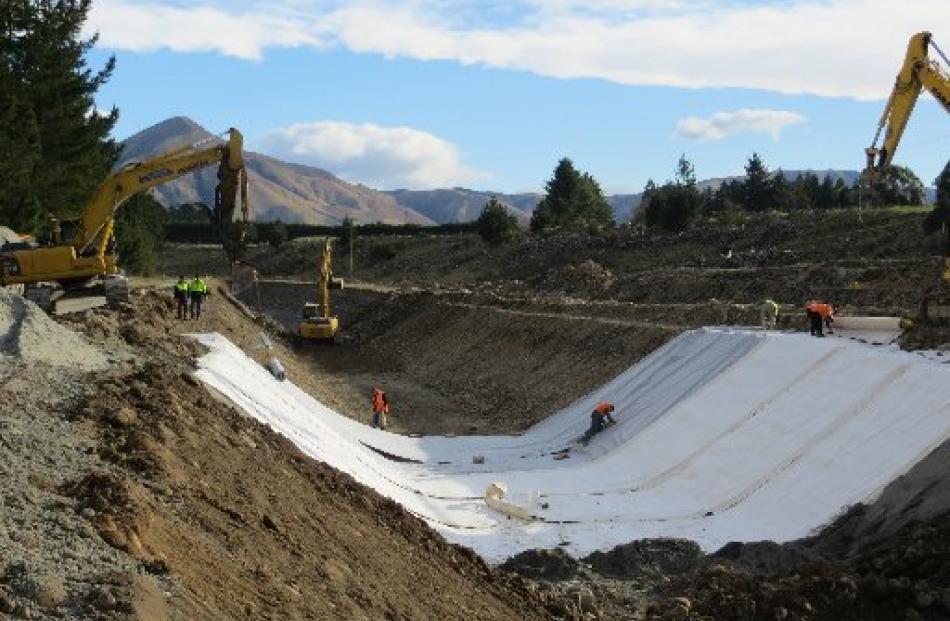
[119,117,932,225]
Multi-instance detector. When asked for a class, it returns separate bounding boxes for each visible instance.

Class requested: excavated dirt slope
[161,208,943,319]
[236,281,678,435]
[1,289,555,620]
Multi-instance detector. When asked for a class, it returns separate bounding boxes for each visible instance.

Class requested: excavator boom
[866,32,950,323]
[865,32,950,175]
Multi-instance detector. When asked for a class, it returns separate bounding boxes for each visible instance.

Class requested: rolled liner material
[485,482,536,521]
[833,316,901,331]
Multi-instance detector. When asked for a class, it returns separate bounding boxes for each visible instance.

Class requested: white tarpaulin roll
[485,482,536,521]
[832,316,902,345]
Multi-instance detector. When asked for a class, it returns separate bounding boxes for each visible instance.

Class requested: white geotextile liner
[192,328,950,563]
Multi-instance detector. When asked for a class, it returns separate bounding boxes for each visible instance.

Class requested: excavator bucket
[214,163,250,264]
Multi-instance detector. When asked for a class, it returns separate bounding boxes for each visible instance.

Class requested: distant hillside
[698,169,935,204]
[119,118,649,225]
[388,188,641,224]
[385,189,541,225]
[118,118,936,226]
[118,118,433,225]
[697,169,861,192]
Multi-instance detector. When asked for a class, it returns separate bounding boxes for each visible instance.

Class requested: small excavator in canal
[298,239,343,341]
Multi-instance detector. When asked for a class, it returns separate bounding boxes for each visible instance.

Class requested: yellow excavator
[298,239,343,341]
[865,32,950,322]
[0,128,249,308]
[865,31,949,178]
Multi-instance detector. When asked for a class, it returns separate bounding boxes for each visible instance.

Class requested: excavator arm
[865,32,950,175]
[1,128,249,288]
[74,128,248,259]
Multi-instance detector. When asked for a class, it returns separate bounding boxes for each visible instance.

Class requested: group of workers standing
[173,275,209,320]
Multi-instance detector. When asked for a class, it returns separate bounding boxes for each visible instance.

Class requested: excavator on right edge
[864,31,949,177]
[864,31,950,323]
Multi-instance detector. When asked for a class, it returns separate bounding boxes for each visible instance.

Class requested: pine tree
[866,165,926,206]
[476,197,519,244]
[576,173,614,232]
[923,160,950,253]
[643,156,703,232]
[936,160,950,210]
[261,219,288,248]
[1,0,119,228]
[0,63,42,230]
[113,192,165,275]
[770,170,789,210]
[802,173,821,208]
[675,154,696,187]
[816,176,837,209]
[531,158,614,232]
[833,177,851,207]
[742,153,771,211]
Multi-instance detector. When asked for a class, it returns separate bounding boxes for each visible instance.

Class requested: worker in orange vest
[581,401,616,445]
[371,387,389,429]
[805,302,834,337]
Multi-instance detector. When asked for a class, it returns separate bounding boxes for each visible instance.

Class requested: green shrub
[476,197,519,244]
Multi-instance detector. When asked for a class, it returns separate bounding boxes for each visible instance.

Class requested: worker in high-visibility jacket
[173,276,190,321]
[371,387,389,429]
[805,301,834,337]
[760,299,779,330]
[189,275,209,320]
[581,401,616,445]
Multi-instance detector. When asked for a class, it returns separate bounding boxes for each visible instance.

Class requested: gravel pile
[0,289,109,370]
[537,259,615,298]
[0,365,137,620]
[0,226,20,246]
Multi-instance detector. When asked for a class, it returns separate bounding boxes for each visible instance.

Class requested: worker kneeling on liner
[582,401,616,445]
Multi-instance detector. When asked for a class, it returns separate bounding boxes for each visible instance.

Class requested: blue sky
[87,0,949,193]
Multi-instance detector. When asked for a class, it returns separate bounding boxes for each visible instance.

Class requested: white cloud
[257,121,488,189]
[675,108,806,141]
[87,0,320,60]
[86,0,950,99]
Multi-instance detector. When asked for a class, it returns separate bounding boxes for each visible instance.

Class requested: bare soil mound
[499,548,579,581]
[0,289,109,370]
[0,225,21,245]
[582,539,703,581]
[709,540,825,575]
[537,260,614,298]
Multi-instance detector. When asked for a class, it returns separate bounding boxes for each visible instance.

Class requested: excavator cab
[298,239,343,342]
